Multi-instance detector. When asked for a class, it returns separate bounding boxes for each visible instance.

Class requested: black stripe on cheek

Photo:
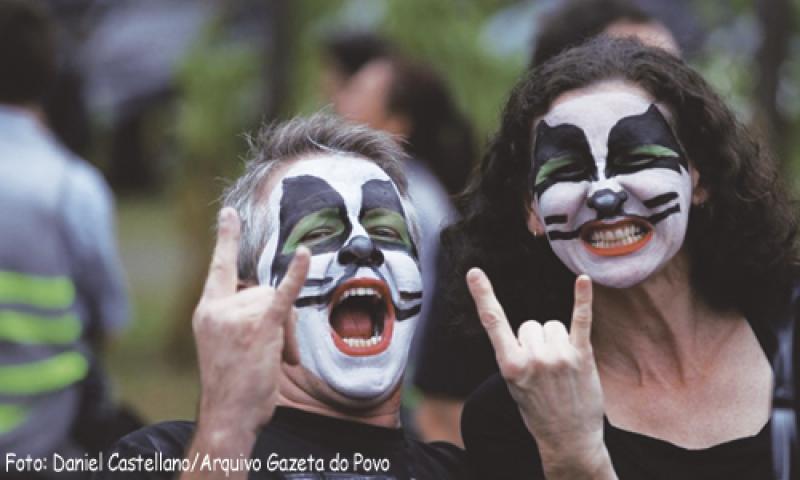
[396,304,422,321]
[399,290,423,301]
[643,192,678,209]
[547,229,582,241]
[295,293,332,308]
[304,277,334,287]
[294,266,358,308]
[647,204,681,225]
[544,215,568,226]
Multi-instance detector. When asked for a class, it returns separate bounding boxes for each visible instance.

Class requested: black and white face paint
[530,82,692,287]
[257,155,422,400]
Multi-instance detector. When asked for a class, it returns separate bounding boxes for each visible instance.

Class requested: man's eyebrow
[360,179,405,216]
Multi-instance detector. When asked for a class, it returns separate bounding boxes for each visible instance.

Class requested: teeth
[337,287,383,304]
[588,225,646,248]
[342,335,383,348]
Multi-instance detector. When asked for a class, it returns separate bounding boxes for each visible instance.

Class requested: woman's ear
[524,194,545,237]
[689,164,708,205]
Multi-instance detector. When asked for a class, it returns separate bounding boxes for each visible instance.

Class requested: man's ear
[524,194,545,237]
[237,279,258,292]
[689,164,709,205]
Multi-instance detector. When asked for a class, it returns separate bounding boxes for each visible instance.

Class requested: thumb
[570,274,594,351]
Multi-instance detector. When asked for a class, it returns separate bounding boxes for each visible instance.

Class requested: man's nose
[587,188,628,219]
[337,236,384,266]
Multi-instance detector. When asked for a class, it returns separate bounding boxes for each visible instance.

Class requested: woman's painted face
[257,155,422,401]
[529,82,693,288]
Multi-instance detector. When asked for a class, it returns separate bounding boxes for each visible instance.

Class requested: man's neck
[277,365,402,429]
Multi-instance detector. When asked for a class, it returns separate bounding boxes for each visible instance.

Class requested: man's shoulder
[406,438,468,479]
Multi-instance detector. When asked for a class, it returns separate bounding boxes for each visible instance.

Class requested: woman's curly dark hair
[443,37,799,334]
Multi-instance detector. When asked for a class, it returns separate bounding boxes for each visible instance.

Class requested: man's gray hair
[222,113,420,282]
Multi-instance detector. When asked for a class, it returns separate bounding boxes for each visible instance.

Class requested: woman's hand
[467,270,615,479]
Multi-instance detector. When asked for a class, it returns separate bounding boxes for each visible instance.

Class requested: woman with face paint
[449,37,799,479]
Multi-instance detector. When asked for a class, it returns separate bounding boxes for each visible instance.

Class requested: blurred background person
[320,29,394,104]
[0,0,135,477]
[529,0,679,66]
[336,55,475,196]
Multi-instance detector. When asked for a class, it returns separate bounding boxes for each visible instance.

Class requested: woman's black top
[461,303,790,479]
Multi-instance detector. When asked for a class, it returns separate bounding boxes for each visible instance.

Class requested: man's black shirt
[96,407,466,479]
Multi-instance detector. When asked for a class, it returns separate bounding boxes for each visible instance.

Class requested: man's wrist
[194,402,260,456]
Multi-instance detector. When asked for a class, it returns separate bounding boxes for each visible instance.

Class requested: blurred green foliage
[287,0,525,147]
[175,20,263,180]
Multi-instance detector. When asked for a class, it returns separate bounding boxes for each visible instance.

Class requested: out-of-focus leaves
[175,21,262,171]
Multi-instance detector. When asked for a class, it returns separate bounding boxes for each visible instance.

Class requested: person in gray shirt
[0,0,130,476]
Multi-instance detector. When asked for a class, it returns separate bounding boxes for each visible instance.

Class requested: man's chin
[323,373,403,405]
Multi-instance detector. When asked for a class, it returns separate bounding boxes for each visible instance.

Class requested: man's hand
[192,207,310,442]
[467,269,615,480]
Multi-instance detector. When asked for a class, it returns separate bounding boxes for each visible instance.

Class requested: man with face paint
[98,115,467,480]
[441,38,798,479]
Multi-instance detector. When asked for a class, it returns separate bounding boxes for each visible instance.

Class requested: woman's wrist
[540,440,616,480]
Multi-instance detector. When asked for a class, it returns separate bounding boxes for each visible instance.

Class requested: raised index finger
[466,268,522,366]
[569,274,593,350]
[202,208,241,299]
[272,246,311,316]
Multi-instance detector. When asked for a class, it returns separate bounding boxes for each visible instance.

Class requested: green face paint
[629,144,679,158]
[535,154,585,189]
[281,207,346,255]
[614,144,681,169]
[361,208,412,249]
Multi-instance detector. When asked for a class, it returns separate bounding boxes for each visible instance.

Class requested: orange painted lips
[581,218,653,257]
[328,278,394,356]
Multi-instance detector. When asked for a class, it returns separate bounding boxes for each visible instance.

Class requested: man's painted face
[530,83,692,288]
[257,155,422,400]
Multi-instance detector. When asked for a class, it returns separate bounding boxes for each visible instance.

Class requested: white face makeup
[530,82,693,288]
[257,155,422,401]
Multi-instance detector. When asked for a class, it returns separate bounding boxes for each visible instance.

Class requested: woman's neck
[591,251,745,387]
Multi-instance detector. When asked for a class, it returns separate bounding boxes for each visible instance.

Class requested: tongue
[331,308,373,339]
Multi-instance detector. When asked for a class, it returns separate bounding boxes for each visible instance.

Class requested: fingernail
[466,268,480,282]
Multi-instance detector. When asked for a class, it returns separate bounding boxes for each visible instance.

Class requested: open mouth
[580,218,653,257]
[328,278,394,356]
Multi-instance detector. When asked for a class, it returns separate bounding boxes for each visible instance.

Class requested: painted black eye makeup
[360,179,418,259]
[531,122,597,198]
[606,105,687,178]
[270,175,351,285]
